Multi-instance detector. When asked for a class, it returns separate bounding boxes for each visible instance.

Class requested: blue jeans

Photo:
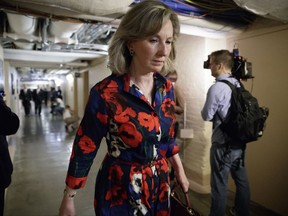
[209,144,250,216]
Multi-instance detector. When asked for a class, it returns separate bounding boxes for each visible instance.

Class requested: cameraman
[201,50,250,216]
[0,90,20,216]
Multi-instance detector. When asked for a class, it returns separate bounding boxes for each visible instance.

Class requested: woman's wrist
[63,188,77,199]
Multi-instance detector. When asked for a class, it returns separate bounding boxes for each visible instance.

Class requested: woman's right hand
[59,188,77,216]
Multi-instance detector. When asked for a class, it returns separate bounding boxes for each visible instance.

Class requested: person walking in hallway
[19,86,32,116]
[0,89,20,216]
[59,1,189,215]
[201,50,250,216]
[32,86,44,116]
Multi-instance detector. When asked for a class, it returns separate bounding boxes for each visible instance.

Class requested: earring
[129,48,134,56]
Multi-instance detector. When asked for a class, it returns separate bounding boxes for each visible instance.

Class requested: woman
[59,1,189,215]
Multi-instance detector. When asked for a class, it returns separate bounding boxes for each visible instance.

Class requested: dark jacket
[0,97,19,189]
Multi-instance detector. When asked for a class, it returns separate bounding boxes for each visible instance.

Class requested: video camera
[203,48,253,80]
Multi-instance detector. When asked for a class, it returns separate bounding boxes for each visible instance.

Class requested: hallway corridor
[4,107,106,216]
[4,106,281,216]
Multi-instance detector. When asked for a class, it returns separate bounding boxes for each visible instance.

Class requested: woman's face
[129,20,173,74]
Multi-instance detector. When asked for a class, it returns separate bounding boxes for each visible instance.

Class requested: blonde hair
[108,0,180,75]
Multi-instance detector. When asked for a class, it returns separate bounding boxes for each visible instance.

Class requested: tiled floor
[4,107,281,216]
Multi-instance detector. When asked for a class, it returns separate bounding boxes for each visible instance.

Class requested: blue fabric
[209,144,250,216]
[66,72,179,215]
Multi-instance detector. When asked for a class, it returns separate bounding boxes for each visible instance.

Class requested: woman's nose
[158,42,169,56]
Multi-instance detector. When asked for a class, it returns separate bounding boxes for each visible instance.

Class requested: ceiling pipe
[41,18,50,50]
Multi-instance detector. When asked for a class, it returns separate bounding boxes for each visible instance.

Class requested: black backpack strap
[218,79,237,91]
[215,79,236,125]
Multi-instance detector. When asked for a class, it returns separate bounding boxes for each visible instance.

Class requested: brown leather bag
[170,184,201,216]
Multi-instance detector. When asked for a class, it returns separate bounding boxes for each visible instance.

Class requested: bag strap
[215,79,238,124]
[171,181,193,214]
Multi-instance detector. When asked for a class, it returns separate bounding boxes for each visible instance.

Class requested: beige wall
[1,46,20,115]
[174,35,228,193]
[88,57,110,90]
[226,24,288,216]
[173,24,288,215]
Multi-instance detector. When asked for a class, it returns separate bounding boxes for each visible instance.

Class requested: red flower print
[115,107,137,123]
[171,145,180,155]
[109,98,122,115]
[101,80,119,101]
[161,161,169,173]
[78,135,96,154]
[105,185,128,207]
[161,98,175,119]
[138,112,155,132]
[95,78,110,91]
[66,175,87,189]
[137,112,160,133]
[107,80,118,89]
[97,112,108,124]
[125,107,137,117]
[98,80,118,92]
[159,149,166,157]
[123,75,130,91]
[158,182,169,202]
[105,164,128,207]
[165,80,173,92]
[77,126,83,136]
[108,165,124,183]
[156,210,169,216]
[153,113,160,133]
[169,123,175,137]
[118,122,143,148]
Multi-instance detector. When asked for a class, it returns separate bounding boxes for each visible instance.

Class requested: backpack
[218,80,269,144]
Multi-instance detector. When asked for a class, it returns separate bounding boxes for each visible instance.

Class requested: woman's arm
[168,153,189,192]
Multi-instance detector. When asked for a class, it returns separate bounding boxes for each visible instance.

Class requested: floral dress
[65,72,180,215]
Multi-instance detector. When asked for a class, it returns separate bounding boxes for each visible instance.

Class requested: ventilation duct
[6,13,37,35]
[1,0,133,18]
[49,20,83,39]
[233,0,288,23]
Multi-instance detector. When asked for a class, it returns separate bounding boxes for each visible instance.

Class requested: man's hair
[108,0,180,75]
[210,49,234,70]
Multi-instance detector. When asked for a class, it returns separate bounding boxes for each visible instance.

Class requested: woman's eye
[149,39,159,43]
[166,40,172,45]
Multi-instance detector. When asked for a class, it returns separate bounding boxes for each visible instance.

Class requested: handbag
[170,184,201,216]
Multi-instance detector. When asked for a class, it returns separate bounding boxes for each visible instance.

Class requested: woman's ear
[127,41,135,56]
[127,41,133,50]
